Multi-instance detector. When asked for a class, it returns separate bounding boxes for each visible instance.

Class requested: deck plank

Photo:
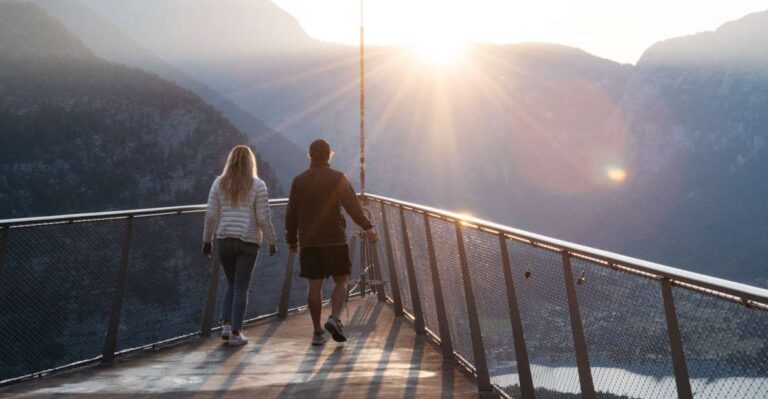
[1,297,486,398]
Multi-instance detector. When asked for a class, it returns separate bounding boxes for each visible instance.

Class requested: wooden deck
[1,297,489,398]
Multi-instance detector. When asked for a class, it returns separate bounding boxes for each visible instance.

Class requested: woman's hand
[202,242,212,257]
[269,244,277,257]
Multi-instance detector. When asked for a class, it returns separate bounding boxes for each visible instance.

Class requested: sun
[407,33,466,65]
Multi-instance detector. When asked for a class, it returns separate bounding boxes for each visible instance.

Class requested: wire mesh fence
[673,285,768,398]
[3,194,768,399]
[402,209,440,336]
[0,202,298,384]
[571,256,676,398]
[461,227,521,395]
[368,194,767,399]
[505,238,581,395]
[384,205,413,316]
[367,203,391,299]
[117,213,212,351]
[0,220,123,381]
[429,217,476,365]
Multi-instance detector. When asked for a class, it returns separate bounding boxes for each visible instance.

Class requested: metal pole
[359,0,365,195]
[424,213,454,360]
[661,278,693,399]
[455,221,492,392]
[361,238,368,297]
[399,206,425,334]
[499,233,535,398]
[102,216,134,365]
[380,202,404,316]
[278,251,296,319]
[200,254,221,337]
[561,251,595,398]
[0,227,8,291]
[349,232,359,271]
[349,233,363,297]
[369,240,387,302]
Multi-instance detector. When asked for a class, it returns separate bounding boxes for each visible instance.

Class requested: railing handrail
[0,199,289,228]
[363,193,768,306]
[2,193,765,304]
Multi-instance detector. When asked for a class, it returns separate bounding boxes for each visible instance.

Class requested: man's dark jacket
[285,163,373,247]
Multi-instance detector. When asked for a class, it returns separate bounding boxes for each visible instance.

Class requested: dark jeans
[218,238,259,332]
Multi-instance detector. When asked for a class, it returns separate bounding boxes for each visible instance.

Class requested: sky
[272,0,768,64]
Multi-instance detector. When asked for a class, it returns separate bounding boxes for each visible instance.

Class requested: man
[285,139,377,345]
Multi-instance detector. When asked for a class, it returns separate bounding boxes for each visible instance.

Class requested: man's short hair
[309,139,331,162]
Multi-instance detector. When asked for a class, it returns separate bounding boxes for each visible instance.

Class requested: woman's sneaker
[324,316,347,342]
[228,332,248,346]
[311,331,327,346]
[221,324,231,340]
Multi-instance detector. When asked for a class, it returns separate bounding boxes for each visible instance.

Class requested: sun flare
[409,37,465,65]
[606,167,628,183]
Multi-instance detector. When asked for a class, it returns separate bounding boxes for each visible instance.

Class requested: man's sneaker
[221,324,231,340]
[324,316,347,342]
[311,331,327,346]
[228,332,248,346]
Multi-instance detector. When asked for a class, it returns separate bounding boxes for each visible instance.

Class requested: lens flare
[409,39,465,65]
[606,167,628,183]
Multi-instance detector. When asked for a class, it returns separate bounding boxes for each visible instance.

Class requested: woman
[202,145,277,346]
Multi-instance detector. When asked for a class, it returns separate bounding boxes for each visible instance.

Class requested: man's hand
[363,228,378,243]
[201,242,212,257]
[269,244,277,257]
[289,243,299,253]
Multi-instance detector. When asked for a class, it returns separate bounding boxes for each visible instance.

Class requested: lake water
[495,363,768,398]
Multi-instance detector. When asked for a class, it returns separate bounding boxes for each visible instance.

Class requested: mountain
[639,10,768,69]
[32,0,306,187]
[0,2,278,218]
[77,0,316,62]
[4,1,766,287]
[604,9,768,285]
[0,1,92,60]
[103,2,764,287]
[202,41,634,232]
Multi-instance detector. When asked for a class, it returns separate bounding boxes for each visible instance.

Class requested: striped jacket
[203,176,277,246]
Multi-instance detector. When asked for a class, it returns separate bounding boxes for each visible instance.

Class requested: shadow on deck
[1,297,486,398]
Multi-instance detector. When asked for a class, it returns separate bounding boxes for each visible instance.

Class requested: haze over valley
[2,0,767,288]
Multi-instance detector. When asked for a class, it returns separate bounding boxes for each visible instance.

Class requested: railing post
[278,251,296,319]
[200,254,221,337]
[102,216,133,365]
[499,234,535,398]
[349,233,363,297]
[0,227,8,290]
[455,221,492,392]
[661,278,693,399]
[424,213,454,360]
[349,231,358,271]
[380,202,404,316]
[399,206,426,334]
[369,242,387,302]
[561,251,595,398]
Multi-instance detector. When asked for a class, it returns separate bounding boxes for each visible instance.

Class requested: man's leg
[324,273,349,342]
[331,274,349,319]
[307,279,324,333]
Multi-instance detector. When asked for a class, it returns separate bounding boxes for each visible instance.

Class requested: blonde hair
[220,145,258,206]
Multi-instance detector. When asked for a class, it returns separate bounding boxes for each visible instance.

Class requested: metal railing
[363,194,768,399]
[0,200,319,386]
[1,194,767,398]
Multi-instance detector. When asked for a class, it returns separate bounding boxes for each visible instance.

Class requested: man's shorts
[299,244,352,280]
